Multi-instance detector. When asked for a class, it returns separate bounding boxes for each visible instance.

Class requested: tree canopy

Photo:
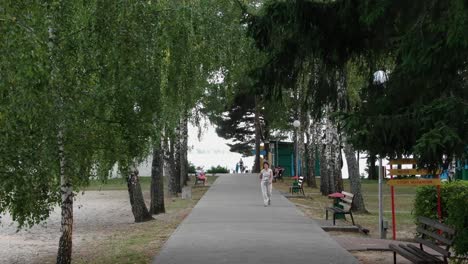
[246,0,468,166]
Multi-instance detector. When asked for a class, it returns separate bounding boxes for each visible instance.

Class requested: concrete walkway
[153,174,358,264]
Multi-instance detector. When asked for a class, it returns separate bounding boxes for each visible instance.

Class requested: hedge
[414,181,468,257]
[188,163,196,174]
[206,165,229,174]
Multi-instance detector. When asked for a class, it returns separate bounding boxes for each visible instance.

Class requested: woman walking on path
[259,161,273,207]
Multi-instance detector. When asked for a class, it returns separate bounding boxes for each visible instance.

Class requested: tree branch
[233,0,249,16]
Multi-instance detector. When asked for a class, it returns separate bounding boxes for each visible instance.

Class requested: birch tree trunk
[253,96,261,173]
[150,141,165,215]
[325,116,336,194]
[56,128,73,264]
[298,105,306,177]
[306,118,318,188]
[48,10,74,263]
[164,135,178,196]
[343,141,367,213]
[322,110,343,195]
[319,121,329,195]
[127,165,153,222]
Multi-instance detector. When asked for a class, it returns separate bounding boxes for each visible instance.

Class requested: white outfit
[260,168,272,206]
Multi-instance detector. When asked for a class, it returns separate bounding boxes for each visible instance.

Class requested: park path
[153,174,358,264]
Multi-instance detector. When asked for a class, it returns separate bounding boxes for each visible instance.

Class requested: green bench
[289,176,305,196]
[325,191,355,225]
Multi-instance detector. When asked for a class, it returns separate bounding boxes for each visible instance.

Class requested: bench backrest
[298,176,304,187]
[338,191,354,212]
[416,216,455,258]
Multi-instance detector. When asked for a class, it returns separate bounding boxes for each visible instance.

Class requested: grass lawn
[73,176,217,264]
[274,178,418,240]
[84,177,152,191]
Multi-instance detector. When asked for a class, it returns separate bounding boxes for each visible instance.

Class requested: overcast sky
[188,122,255,172]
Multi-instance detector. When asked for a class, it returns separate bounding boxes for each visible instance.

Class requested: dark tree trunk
[57,129,73,264]
[180,113,189,186]
[127,166,153,222]
[356,151,360,178]
[150,142,165,215]
[254,96,261,173]
[263,121,270,163]
[344,142,367,213]
[165,134,179,196]
[174,126,181,193]
[368,154,377,180]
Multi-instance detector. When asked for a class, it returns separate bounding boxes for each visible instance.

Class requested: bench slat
[414,237,450,257]
[406,244,444,263]
[341,197,353,204]
[417,227,453,246]
[418,216,456,235]
[326,207,347,213]
[389,244,425,263]
[341,191,354,198]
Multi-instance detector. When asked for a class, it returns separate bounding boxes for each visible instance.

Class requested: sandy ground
[0,190,137,264]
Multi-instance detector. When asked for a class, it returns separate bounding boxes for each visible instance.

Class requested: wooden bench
[389,216,455,264]
[325,191,355,226]
[289,176,305,196]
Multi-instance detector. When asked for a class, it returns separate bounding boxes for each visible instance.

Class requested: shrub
[414,181,468,257]
[206,165,229,174]
[188,163,196,174]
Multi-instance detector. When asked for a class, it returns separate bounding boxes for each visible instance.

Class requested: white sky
[188,122,254,172]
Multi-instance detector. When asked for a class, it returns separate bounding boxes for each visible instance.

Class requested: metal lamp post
[373,70,387,239]
[293,120,300,177]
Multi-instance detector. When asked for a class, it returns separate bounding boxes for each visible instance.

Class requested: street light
[293,120,300,177]
[293,120,301,128]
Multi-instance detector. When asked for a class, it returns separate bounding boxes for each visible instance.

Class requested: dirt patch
[0,191,137,263]
[0,186,208,264]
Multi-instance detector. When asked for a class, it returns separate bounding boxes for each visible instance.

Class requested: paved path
[153,174,358,264]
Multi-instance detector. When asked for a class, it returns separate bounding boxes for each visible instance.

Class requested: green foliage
[414,181,468,256]
[188,163,196,174]
[0,0,101,227]
[247,0,468,166]
[0,0,259,230]
[206,165,229,174]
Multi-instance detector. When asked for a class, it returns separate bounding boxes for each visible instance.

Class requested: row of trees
[230,0,466,212]
[1,0,466,262]
[0,1,258,263]
[210,0,466,214]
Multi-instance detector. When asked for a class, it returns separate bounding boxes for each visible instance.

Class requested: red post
[390,164,397,240]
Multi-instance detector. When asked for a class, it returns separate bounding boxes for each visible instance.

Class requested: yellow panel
[387,179,441,186]
[387,169,441,175]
